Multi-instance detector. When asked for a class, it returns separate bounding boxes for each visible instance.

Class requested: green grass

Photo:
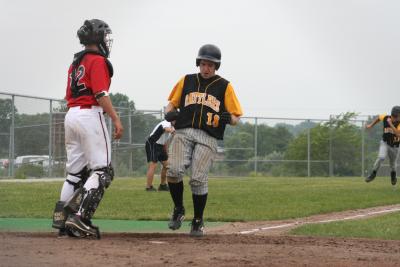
[0,176,399,221]
[290,212,400,240]
[0,218,223,233]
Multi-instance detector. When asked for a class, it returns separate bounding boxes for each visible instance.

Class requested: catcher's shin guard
[52,188,84,230]
[78,168,113,221]
[52,201,68,229]
[64,186,84,214]
[80,186,104,221]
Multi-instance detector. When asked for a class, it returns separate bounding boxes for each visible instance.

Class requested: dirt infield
[1,232,400,267]
[2,204,400,267]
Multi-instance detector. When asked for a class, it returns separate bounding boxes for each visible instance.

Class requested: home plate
[149,241,167,244]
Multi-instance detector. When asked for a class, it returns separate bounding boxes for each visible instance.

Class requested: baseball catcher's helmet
[391,106,400,117]
[196,44,221,70]
[77,19,112,57]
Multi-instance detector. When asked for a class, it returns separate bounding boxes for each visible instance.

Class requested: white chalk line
[239,207,400,234]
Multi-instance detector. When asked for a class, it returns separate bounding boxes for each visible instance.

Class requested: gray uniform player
[365,106,400,185]
[164,44,243,236]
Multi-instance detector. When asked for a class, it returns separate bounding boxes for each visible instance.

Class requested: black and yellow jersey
[168,73,243,140]
[379,114,400,147]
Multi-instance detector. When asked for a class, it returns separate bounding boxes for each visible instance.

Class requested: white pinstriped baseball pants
[373,140,399,172]
[167,128,217,195]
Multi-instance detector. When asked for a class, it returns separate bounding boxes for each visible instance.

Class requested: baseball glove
[165,111,180,122]
[219,112,232,124]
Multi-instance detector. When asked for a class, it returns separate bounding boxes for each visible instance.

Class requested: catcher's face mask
[104,33,113,56]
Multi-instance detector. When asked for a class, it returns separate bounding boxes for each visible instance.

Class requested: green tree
[284,112,362,176]
[14,113,50,156]
[110,93,135,111]
[224,131,253,174]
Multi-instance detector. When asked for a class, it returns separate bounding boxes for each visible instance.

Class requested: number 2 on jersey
[70,65,87,97]
[206,112,220,127]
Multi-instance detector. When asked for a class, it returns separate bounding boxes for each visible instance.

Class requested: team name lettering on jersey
[184,92,221,112]
[384,128,395,134]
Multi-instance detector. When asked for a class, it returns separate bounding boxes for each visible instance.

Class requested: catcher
[51,19,123,239]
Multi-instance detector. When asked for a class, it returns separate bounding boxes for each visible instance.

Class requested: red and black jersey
[65,50,112,107]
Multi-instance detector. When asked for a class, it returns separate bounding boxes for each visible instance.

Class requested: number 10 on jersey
[206,112,220,127]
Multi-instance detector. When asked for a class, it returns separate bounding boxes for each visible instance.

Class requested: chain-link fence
[0,91,396,178]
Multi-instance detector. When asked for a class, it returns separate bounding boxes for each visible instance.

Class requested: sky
[1,0,399,119]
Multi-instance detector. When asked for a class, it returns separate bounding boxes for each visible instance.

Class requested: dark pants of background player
[145,140,168,163]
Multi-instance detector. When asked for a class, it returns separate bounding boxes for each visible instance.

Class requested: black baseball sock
[192,193,208,220]
[168,181,184,208]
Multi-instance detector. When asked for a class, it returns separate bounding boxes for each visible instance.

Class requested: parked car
[14,155,49,168]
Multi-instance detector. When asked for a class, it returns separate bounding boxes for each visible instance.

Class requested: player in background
[365,106,400,185]
[51,19,123,238]
[145,117,176,191]
[164,44,243,237]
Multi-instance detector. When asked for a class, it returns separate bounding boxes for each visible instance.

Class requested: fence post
[48,100,53,177]
[361,120,365,177]
[254,117,258,175]
[307,119,311,177]
[329,115,333,177]
[8,95,15,177]
[128,108,132,172]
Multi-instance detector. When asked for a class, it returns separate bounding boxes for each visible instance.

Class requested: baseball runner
[164,44,243,237]
[365,106,400,185]
[52,19,123,238]
[145,119,176,191]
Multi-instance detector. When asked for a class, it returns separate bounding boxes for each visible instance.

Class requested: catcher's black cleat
[365,171,377,183]
[158,184,169,192]
[65,214,100,239]
[391,171,397,186]
[57,227,83,238]
[168,206,185,230]
[190,218,204,237]
[57,228,68,238]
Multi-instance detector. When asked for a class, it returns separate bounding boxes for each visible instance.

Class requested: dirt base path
[1,232,400,267]
[2,204,400,266]
[208,204,400,236]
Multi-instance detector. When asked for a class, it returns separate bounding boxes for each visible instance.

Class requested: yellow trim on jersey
[192,75,202,127]
[378,114,387,121]
[168,76,185,108]
[198,76,223,128]
[224,83,243,116]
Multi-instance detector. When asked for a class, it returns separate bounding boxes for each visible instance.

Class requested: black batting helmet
[196,44,221,70]
[77,19,112,57]
[391,106,400,117]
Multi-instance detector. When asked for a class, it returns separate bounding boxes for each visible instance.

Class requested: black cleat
[190,218,204,237]
[168,206,185,230]
[391,171,397,186]
[57,228,68,238]
[57,227,83,238]
[146,186,157,192]
[65,215,99,238]
[158,184,170,192]
[365,171,377,183]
